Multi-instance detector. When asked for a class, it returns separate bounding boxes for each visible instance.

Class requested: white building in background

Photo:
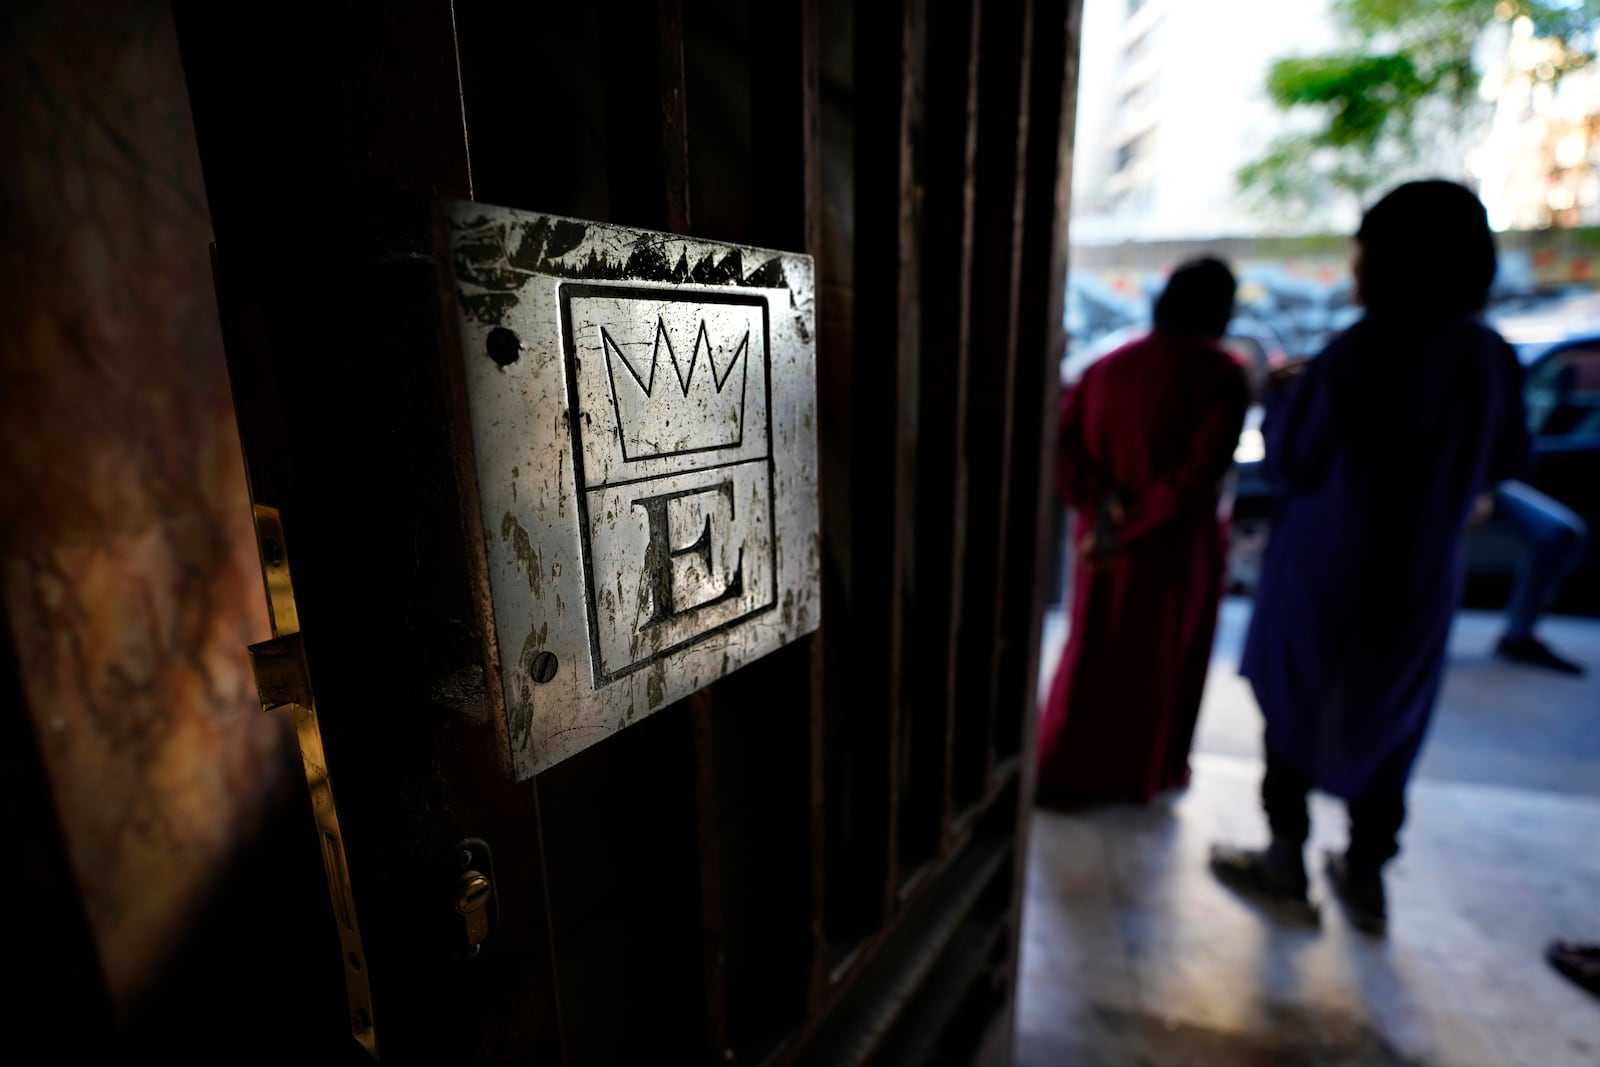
[1071,0,1345,244]
[1072,1,1600,245]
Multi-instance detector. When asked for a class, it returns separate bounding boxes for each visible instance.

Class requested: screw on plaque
[486,327,521,367]
[530,650,558,683]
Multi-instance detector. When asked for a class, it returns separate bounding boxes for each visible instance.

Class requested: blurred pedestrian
[1037,257,1249,805]
[1484,479,1589,674]
[1210,181,1529,933]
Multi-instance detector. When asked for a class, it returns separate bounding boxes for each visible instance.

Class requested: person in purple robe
[1210,181,1529,933]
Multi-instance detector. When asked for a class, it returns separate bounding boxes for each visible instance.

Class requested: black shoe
[1209,844,1320,926]
[1546,940,1600,998]
[1495,635,1585,675]
[1324,850,1386,935]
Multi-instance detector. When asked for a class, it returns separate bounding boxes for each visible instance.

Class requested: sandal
[1547,940,1600,997]
[1208,844,1320,926]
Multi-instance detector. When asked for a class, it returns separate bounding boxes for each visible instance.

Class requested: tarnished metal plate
[445,203,819,779]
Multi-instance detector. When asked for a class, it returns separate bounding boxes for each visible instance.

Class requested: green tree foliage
[1239,0,1600,217]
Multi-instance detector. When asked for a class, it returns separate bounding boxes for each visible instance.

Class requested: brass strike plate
[250,504,379,1060]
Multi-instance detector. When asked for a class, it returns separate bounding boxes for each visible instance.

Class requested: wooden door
[172,1,1080,1063]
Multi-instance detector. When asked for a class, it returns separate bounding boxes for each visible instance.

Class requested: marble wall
[0,0,295,1009]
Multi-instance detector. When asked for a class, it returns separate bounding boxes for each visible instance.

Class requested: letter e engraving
[631,480,745,631]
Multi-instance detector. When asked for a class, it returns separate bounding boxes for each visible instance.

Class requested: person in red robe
[1037,258,1250,805]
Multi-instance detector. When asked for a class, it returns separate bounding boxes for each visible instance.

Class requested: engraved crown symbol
[602,317,749,461]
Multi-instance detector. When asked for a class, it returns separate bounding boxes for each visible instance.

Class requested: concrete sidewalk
[1021,602,1600,1065]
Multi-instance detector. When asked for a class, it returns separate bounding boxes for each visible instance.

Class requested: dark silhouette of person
[1037,257,1249,804]
[1483,476,1588,674]
[1210,181,1529,933]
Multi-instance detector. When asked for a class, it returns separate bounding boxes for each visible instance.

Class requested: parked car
[1062,273,1146,359]
[1229,329,1600,612]
[1218,315,1290,397]
[1060,322,1144,386]
[1236,264,1356,359]
[1465,330,1600,611]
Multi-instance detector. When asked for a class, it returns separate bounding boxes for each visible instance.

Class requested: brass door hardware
[449,838,499,957]
[247,504,379,1060]
[456,872,492,948]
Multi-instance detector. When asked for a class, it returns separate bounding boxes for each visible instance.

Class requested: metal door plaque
[444,203,819,778]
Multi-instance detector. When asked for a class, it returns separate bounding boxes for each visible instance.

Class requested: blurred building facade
[1074,1,1600,244]
[1070,0,1341,244]
[1473,11,1600,231]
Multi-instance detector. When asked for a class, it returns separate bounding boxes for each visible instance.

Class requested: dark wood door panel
[171,0,1078,1062]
